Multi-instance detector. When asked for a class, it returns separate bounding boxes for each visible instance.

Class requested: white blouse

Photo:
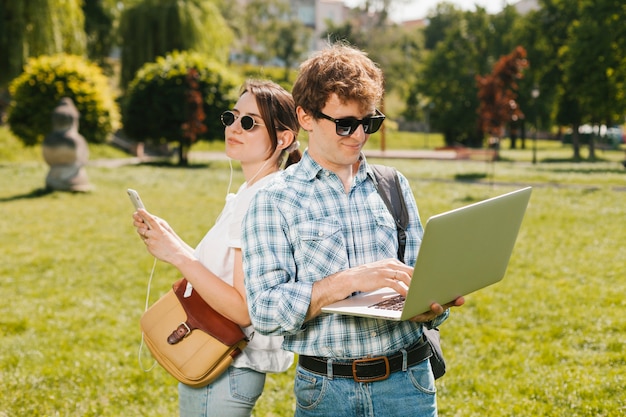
[193,173,293,373]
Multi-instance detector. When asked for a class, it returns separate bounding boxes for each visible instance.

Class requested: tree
[0,0,86,88]
[386,27,426,119]
[530,0,585,159]
[417,8,494,146]
[507,7,549,150]
[180,69,208,165]
[235,0,311,78]
[560,0,626,159]
[122,51,241,165]
[476,46,529,151]
[423,2,464,50]
[272,20,312,81]
[82,0,117,67]
[118,0,233,89]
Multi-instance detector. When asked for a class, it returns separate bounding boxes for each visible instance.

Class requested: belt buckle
[352,356,390,383]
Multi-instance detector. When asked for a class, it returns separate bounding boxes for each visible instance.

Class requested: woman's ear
[277,130,295,150]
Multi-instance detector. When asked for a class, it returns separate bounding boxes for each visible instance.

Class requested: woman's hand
[132,209,192,264]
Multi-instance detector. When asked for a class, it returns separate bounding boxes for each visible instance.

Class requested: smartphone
[127,188,150,228]
[127,188,145,210]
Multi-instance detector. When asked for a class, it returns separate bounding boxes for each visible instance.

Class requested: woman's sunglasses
[316,109,386,137]
[220,111,265,131]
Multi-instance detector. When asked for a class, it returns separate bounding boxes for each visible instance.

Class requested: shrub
[7,54,120,145]
[122,50,242,146]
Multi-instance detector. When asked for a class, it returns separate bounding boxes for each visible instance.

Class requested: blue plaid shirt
[242,151,448,358]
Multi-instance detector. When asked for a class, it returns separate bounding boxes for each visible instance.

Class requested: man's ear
[297,106,314,131]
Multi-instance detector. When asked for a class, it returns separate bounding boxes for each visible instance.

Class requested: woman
[132,79,300,416]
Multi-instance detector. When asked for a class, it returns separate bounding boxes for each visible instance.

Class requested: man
[242,43,464,417]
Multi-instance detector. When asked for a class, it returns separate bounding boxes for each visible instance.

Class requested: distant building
[293,0,350,51]
[512,0,540,15]
[236,0,540,63]
[400,18,428,30]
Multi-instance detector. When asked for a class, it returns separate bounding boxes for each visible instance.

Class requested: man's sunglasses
[220,111,265,131]
[316,109,386,137]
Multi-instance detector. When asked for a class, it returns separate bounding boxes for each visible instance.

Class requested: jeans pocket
[229,367,265,403]
[295,367,328,410]
[407,359,437,395]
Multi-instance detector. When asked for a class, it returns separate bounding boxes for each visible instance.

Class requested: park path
[88,149,463,168]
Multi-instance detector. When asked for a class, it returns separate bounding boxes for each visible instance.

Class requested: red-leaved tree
[179,68,208,166]
[476,46,529,153]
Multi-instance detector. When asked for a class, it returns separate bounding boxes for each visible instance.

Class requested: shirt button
[325,171,330,176]
[318,232,324,237]
[371,332,377,337]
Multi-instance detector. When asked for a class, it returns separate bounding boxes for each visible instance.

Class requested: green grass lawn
[1,128,625,416]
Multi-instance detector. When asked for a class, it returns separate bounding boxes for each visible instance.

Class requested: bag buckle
[167,322,191,345]
[352,356,390,383]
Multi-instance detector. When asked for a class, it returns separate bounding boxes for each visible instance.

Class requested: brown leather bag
[140,278,248,387]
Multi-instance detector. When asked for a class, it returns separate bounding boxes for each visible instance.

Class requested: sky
[380,0,518,22]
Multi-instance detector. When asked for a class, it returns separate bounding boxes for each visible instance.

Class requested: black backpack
[371,164,447,379]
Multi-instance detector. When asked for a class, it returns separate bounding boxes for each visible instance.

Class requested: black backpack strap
[371,165,446,379]
[370,164,409,263]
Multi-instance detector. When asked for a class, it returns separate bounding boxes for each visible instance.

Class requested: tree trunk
[178,141,189,166]
[571,123,581,161]
[588,134,596,160]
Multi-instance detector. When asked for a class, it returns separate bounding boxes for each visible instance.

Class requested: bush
[122,50,242,146]
[7,54,120,145]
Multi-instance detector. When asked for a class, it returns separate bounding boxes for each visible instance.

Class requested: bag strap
[169,278,248,346]
[370,164,409,263]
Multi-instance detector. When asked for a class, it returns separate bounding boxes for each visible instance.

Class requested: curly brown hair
[292,43,384,116]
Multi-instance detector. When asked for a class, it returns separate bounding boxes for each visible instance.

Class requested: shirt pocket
[370,204,401,259]
[295,217,348,279]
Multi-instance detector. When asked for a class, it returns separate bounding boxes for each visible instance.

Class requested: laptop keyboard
[369,295,406,311]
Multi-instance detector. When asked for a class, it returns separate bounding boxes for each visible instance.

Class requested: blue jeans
[178,366,266,417]
[294,357,437,417]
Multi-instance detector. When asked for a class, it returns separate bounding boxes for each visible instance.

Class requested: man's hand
[342,258,414,297]
[408,296,465,323]
[307,258,413,320]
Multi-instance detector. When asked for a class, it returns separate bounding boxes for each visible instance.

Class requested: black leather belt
[298,337,432,383]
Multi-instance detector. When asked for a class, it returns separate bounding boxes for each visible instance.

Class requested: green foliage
[423,2,465,50]
[0,0,87,88]
[272,19,312,81]
[83,0,116,66]
[416,7,505,147]
[7,54,120,145]
[560,0,626,125]
[118,0,233,89]
[122,50,242,144]
[227,0,311,82]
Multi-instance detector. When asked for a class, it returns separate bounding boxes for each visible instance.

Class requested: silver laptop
[321,187,532,321]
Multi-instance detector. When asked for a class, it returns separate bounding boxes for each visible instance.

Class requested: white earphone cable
[138,257,158,372]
